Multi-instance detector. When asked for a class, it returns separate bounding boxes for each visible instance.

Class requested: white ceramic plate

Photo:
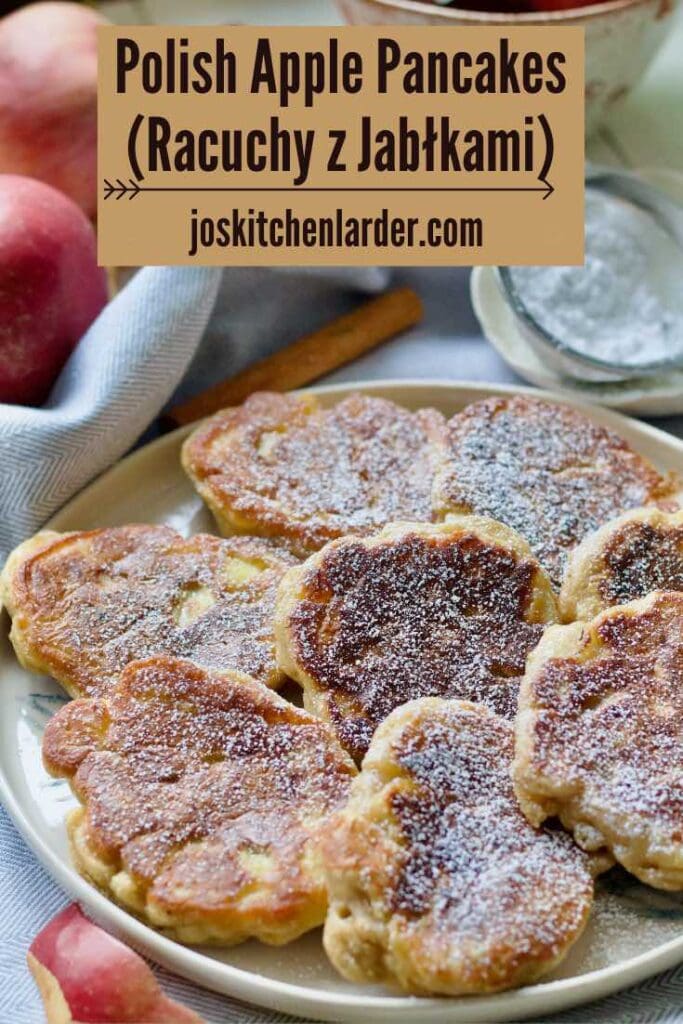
[2,380,683,1023]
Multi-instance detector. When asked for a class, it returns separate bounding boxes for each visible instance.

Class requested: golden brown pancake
[434,395,674,588]
[276,516,557,762]
[43,656,356,945]
[560,507,683,621]
[321,698,594,995]
[1,525,297,697]
[515,591,683,890]
[181,391,447,556]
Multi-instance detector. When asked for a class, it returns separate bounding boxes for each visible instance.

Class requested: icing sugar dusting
[437,396,667,587]
[320,701,594,992]
[600,519,683,606]
[42,657,355,930]
[288,526,552,761]
[525,592,683,885]
[190,392,446,553]
[18,526,296,695]
[509,190,683,369]
[390,707,591,958]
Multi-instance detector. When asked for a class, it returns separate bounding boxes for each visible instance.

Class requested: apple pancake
[320,698,594,995]
[42,656,356,945]
[514,590,683,890]
[560,507,683,621]
[276,516,557,762]
[181,391,447,556]
[434,395,674,588]
[1,524,297,697]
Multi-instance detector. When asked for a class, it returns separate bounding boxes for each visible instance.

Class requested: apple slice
[28,905,204,1024]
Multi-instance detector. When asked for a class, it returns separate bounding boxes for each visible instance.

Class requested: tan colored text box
[97,26,584,266]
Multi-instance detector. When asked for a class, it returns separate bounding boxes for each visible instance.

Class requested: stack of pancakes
[3,391,682,996]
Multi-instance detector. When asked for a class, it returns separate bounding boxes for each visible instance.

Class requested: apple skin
[28,904,204,1023]
[529,0,597,9]
[0,175,107,407]
[0,2,105,218]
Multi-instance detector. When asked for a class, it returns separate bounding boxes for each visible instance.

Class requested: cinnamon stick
[165,286,423,428]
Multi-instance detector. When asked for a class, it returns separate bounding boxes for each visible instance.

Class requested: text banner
[97,26,584,266]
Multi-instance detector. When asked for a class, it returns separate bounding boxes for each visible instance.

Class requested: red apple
[0,2,104,218]
[0,175,107,406]
[529,0,597,9]
[28,904,204,1024]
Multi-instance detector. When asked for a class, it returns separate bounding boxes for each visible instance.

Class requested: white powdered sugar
[510,189,683,368]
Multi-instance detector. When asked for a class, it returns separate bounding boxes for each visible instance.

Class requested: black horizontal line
[103,177,554,201]
[138,186,548,193]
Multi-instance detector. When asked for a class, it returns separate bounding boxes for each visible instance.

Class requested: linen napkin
[0,265,389,560]
[0,266,221,560]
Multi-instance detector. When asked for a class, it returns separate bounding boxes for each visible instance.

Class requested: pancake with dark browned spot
[1,525,298,697]
[561,507,683,620]
[515,590,683,890]
[181,391,447,556]
[434,396,675,588]
[276,516,557,762]
[321,698,594,994]
[42,656,356,945]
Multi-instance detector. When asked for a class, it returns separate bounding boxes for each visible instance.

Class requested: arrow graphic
[103,179,554,198]
[102,178,142,200]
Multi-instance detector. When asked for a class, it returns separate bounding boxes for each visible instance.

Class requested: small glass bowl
[497,266,683,384]
[497,176,683,384]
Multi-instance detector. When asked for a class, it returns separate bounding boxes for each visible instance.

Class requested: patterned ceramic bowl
[338,0,680,135]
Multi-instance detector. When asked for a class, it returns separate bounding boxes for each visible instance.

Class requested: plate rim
[2,377,683,1023]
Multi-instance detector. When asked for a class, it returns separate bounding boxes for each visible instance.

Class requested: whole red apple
[0,2,105,218]
[0,175,107,406]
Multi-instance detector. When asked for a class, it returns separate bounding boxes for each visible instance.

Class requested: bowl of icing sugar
[499,182,683,383]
